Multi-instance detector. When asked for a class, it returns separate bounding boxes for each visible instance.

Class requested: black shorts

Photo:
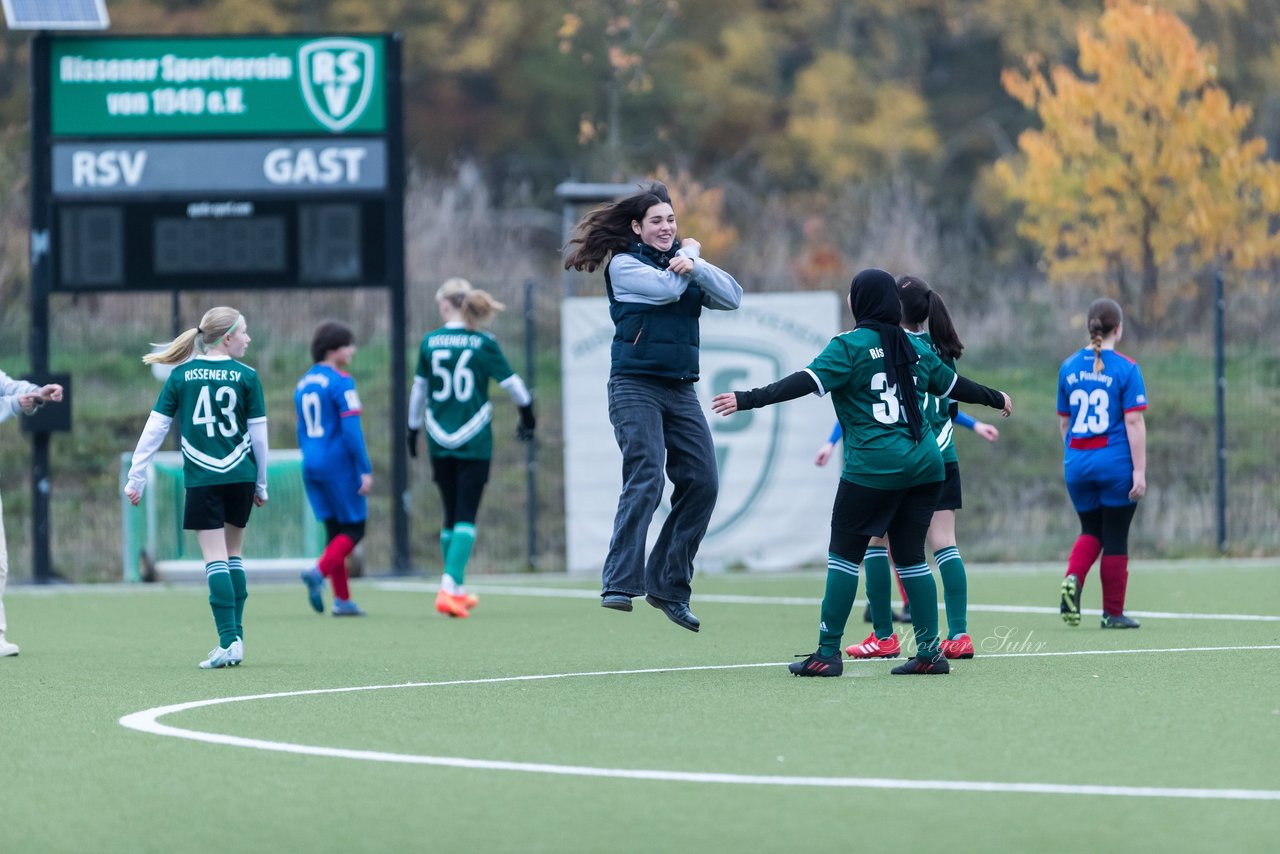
[933,461,963,511]
[829,478,943,567]
[184,482,256,531]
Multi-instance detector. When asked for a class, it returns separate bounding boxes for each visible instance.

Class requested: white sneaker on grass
[228,637,244,666]
[198,644,235,669]
[0,639,19,658]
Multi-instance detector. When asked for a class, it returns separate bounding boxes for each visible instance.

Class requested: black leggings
[429,456,491,528]
[323,518,367,545]
[1077,504,1137,555]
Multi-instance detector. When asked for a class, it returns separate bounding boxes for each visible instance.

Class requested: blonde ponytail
[142,306,243,365]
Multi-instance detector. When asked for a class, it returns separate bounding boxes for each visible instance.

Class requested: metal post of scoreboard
[385,34,411,573]
[28,35,56,583]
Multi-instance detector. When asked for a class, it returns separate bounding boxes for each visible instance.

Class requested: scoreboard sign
[34,34,401,292]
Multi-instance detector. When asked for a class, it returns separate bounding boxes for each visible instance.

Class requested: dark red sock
[319,534,356,601]
[896,573,909,609]
[1066,535,1102,588]
[1100,554,1129,616]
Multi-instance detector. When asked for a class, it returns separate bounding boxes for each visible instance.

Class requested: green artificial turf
[3,560,1278,853]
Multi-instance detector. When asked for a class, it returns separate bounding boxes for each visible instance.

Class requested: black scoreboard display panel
[56,198,386,290]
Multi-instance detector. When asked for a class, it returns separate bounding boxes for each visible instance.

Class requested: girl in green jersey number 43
[125,307,269,670]
[712,269,1011,677]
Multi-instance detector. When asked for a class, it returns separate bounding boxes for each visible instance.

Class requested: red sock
[1066,535,1102,588]
[1100,554,1129,616]
[896,573,909,610]
[319,534,356,601]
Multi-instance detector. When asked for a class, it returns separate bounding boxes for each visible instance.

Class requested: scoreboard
[35,34,400,292]
[28,33,413,576]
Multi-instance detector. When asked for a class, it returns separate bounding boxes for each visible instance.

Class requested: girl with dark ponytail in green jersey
[712,269,1011,677]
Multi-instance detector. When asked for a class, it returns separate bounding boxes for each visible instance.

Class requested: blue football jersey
[1057,348,1147,476]
[295,364,372,479]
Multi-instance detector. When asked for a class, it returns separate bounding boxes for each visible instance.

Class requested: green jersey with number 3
[153,354,267,487]
[807,328,957,489]
[416,324,516,460]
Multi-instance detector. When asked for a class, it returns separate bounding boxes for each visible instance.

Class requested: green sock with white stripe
[817,553,860,658]
[443,522,475,587]
[205,560,238,648]
[862,547,894,640]
[934,546,968,638]
[227,556,247,640]
[896,563,941,656]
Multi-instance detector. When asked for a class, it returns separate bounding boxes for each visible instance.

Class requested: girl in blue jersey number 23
[1057,298,1147,629]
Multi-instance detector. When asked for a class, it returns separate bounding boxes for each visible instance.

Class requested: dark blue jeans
[602,376,719,604]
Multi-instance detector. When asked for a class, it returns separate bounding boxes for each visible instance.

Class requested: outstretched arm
[947,374,1012,417]
[711,371,820,416]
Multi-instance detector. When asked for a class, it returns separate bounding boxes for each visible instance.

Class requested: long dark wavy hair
[562,181,672,273]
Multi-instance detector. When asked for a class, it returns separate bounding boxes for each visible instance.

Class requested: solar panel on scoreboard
[2,0,110,29]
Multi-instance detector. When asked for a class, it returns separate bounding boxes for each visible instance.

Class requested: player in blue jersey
[1056,298,1147,629]
[297,322,373,617]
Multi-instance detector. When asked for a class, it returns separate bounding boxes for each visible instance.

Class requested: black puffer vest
[604,242,704,382]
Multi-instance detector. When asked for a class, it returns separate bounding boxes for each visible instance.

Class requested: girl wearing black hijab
[711,268,1011,676]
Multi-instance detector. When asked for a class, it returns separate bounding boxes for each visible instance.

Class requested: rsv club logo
[700,342,784,538]
[298,38,376,132]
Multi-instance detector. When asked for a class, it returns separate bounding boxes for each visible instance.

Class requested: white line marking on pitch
[119,646,1280,802]
[370,581,1280,622]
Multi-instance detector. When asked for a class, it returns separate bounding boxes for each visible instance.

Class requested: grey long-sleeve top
[607,243,743,311]
[0,370,39,424]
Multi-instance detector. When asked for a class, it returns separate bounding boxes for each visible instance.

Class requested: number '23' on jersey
[1057,348,1147,464]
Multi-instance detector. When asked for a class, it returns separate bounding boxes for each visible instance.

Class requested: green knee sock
[439,528,452,565]
[205,561,237,648]
[228,556,247,640]
[934,546,967,638]
[817,553,860,657]
[444,523,475,587]
[896,564,940,656]
[862,547,894,639]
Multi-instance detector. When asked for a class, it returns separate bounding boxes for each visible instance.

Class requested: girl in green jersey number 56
[407,278,535,619]
[125,307,269,670]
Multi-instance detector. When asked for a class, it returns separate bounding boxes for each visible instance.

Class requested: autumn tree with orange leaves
[995,0,1280,325]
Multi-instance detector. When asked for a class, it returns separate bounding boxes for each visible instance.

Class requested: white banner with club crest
[561,292,841,573]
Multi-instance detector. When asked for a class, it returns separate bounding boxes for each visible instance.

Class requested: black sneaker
[895,605,912,624]
[862,603,873,623]
[789,651,843,677]
[890,653,951,675]
[1060,574,1082,627]
[1100,612,1140,629]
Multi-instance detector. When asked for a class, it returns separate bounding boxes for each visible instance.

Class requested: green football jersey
[415,324,516,460]
[806,328,957,489]
[907,329,959,465]
[153,354,267,487]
